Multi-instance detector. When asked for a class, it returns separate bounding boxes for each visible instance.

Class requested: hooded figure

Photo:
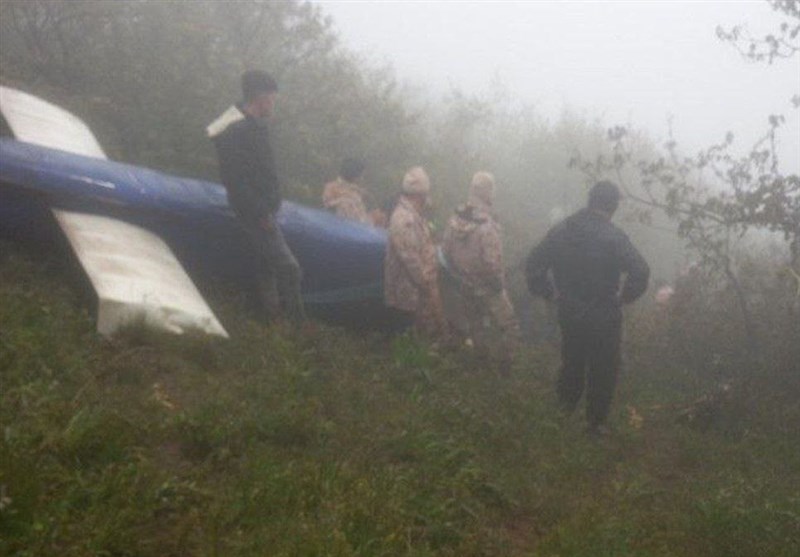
[442,172,520,367]
[384,167,447,337]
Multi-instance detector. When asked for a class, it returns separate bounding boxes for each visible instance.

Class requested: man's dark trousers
[243,221,304,323]
[557,302,622,427]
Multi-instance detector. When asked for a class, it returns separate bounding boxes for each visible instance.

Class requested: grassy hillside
[1,240,798,556]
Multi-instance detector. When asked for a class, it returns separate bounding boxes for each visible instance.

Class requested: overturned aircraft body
[0,86,389,336]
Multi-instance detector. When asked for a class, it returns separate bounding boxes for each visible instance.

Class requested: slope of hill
[1,240,798,556]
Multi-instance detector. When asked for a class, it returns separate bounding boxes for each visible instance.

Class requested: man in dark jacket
[526,181,649,434]
[207,70,304,323]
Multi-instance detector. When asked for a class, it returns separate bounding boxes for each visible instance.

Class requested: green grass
[1,241,798,556]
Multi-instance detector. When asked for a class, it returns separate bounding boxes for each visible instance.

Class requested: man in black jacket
[207,70,304,323]
[526,181,649,434]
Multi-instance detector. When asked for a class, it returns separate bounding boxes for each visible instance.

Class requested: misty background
[320,1,800,168]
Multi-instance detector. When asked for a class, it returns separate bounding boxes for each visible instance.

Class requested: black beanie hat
[588,180,621,212]
[241,70,278,102]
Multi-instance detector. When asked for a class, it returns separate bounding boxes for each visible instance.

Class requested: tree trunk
[723,263,760,358]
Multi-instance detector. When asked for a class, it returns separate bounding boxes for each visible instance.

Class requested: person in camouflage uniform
[384,166,447,337]
[322,158,372,225]
[442,172,520,367]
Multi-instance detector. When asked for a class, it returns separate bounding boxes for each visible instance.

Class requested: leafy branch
[571,114,800,355]
[716,0,800,64]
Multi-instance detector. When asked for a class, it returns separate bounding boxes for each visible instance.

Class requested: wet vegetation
[1,241,798,556]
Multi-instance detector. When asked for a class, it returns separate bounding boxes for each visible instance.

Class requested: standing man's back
[207,70,304,323]
[526,181,649,434]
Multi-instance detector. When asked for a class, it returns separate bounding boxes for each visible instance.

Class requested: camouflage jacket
[384,196,438,312]
[442,204,505,295]
[322,179,371,225]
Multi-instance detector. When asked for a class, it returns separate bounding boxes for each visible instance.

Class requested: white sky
[316,0,800,169]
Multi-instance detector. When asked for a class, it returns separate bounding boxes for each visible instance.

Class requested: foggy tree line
[0,0,665,264]
[0,0,416,189]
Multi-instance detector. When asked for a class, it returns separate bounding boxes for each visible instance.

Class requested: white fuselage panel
[1,85,228,338]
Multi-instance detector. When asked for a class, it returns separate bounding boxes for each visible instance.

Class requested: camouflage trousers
[414,286,449,340]
[459,287,521,366]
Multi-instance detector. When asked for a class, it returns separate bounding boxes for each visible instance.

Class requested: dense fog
[321,1,800,168]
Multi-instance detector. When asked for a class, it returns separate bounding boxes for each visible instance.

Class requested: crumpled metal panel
[0,86,228,337]
[0,86,107,159]
[52,209,228,337]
